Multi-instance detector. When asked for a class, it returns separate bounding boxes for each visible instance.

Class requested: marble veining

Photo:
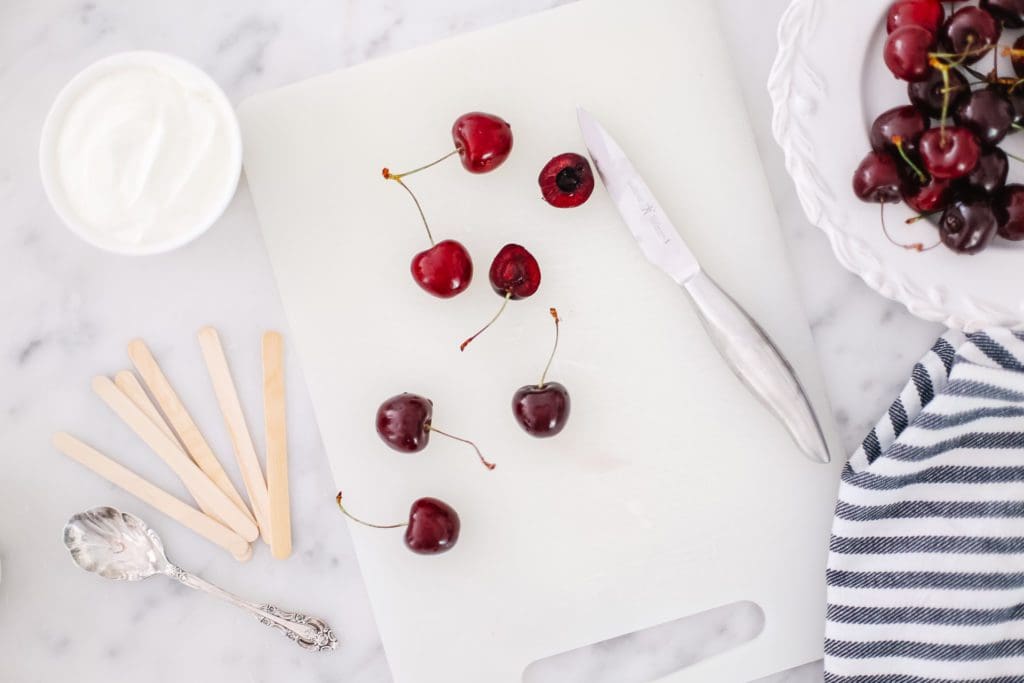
[0,1,940,681]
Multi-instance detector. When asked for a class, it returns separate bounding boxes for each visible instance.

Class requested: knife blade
[577,107,830,464]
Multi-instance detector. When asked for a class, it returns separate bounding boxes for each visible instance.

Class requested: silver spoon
[63,506,337,651]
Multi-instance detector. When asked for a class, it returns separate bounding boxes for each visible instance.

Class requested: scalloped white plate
[769,0,1024,331]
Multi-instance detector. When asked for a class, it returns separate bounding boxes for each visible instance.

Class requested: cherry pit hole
[522,600,765,683]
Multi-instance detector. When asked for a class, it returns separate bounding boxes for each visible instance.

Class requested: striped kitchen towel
[825,328,1024,683]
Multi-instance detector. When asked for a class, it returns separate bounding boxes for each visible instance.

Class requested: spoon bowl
[63,506,169,581]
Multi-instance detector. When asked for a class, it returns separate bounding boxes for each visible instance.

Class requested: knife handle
[682,271,830,463]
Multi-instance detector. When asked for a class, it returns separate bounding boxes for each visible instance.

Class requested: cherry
[336,492,461,555]
[888,0,945,35]
[918,127,981,179]
[410,240,473,298]
[870,105,930,156]
[980,0,1024,29]
[954,88,1014,147]
[904,174,952,214]
[538,153,595,208]
[885,26,935,81]
[382,167,472,299]
[959,146,1008,194]
[940,6,1001,65]
[375,393,495,469]
[908,67,969,118]
[512,308,571,438]
[1012,35,1024,78]
[940,193,998,253]
[452,112,513,173]
[996,82,1024,126]
[994,184,1024,239]
[460,244,541,351]
[853,151,904,203]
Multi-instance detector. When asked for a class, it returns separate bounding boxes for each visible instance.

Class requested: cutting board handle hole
[521,600,764,683]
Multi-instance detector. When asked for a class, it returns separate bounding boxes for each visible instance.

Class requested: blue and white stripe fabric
[825,328,1024,682]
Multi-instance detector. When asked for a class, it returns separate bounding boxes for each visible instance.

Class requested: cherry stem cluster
[426,425,496,470]
[336,492,407,529]
[538,308,561,388]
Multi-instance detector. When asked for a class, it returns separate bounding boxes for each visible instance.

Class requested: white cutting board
[238,0,844,680]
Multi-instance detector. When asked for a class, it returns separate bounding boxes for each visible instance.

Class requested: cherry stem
[460,291,512,352]
[1013,123,1024,133]
[386,176,435,246]
[383,149,459,181]
[426,425,496,470]
[1005,149,1024,164]
[880,203,939,252]
[538,307,561,388]
[892,136,926,183]
[930,59,952,139]
[963,66,989,85]
[335,492,407,529]
[906,208,945,224]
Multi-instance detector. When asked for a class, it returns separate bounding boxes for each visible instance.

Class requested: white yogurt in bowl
[40,52,242,254]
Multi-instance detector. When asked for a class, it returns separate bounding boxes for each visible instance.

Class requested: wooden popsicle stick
[114,370,179,445]
[52,432,252,561]
[197,327,272,544]
[127,339,255,527]
[92,376,259,543]
[262,331,292,560]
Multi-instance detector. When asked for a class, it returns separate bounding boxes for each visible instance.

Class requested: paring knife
[577,107,830,464]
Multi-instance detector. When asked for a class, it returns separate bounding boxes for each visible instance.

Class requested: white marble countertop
[0,1,943,681]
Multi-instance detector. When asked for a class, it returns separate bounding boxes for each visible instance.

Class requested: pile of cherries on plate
[337,112,593,556]
[854,0,1024,254]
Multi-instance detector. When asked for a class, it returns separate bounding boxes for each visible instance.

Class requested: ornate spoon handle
[166,565,338,651]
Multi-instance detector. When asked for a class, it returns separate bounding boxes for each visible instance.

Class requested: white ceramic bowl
[39,51,242,255]
[770,0,1024,330]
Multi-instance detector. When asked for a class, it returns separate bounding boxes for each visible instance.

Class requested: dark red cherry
[539,153,594,208]
[959,147,1008,194]
[512,308,570,438]
[376,393,432,453]
[954,89,1014,147]
[919,128,981,179]
[940,194,998,253]
[452,112,513,173]
[335,492,460,555]
[994,184,1024,239]
[853,151,904,203]
[980,0,1024,28]
[410,239,473,298]
[382,165,472,298]
[405,497,460,555]
[461,244,542,351]
[904,175,952,214]
[940,7,1001,65]
[888,0,945,34]
[884,26,935,81]
[513,383,570,437]
[489,244,541,299]
[870,105,930,156]
[908,67,969,118]
[375,393,494,469]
